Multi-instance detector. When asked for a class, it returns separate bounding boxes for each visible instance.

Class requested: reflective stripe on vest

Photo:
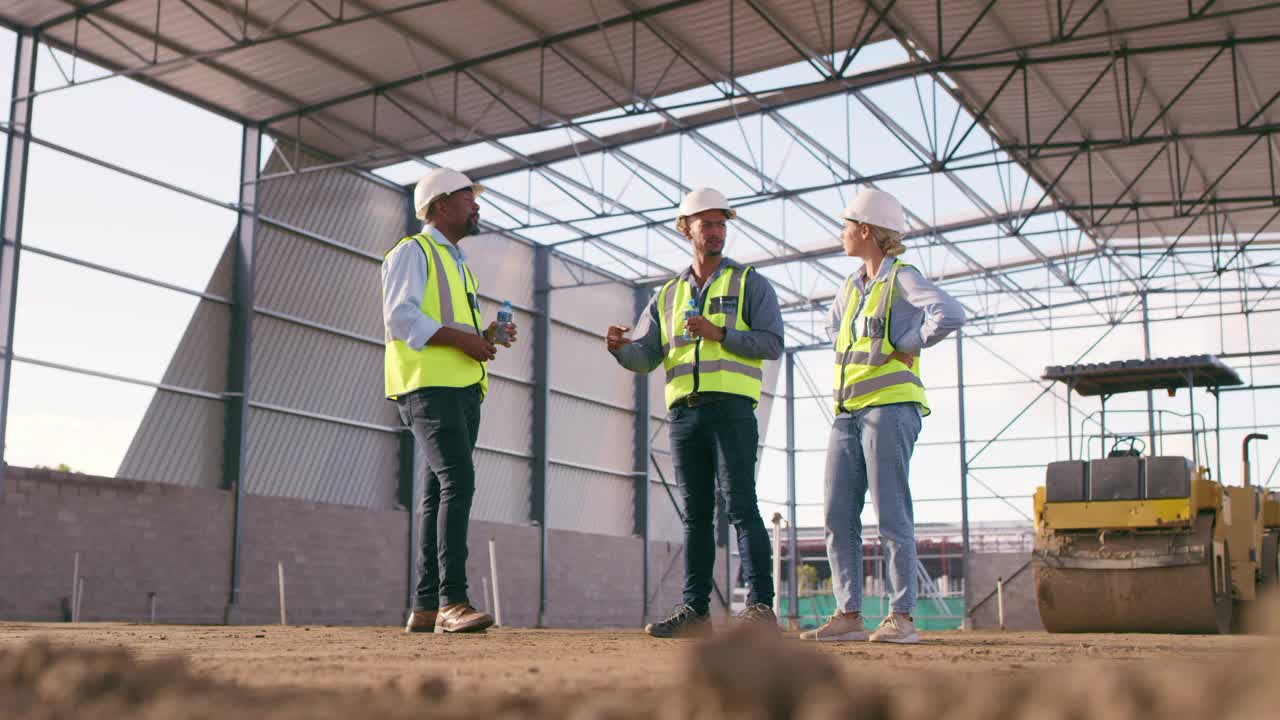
[420,237,485,336]
[384,233,488,400]
[831,262,930,416]
[657,265,763,408]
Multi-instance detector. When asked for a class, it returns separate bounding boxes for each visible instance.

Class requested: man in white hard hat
[605,188,784,638]
[383,167,516,634]
[799,187,964,645]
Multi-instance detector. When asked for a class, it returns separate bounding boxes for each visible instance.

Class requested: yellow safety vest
[384,232,488,400]
[657,265,764,408]
[832,261,930,416]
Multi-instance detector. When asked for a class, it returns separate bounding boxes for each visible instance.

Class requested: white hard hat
[413,167,484,221]
[840,188,906,235]
[677,187,737,220]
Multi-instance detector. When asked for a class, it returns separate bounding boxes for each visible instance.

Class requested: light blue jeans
[823,402,922,614]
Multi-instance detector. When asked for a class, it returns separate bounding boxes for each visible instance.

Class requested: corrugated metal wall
[120,152,405,506]
[116,233,233,488]
[118,155,780,543]
[245,154,403,507]
[463,233,536,524]
[543,257,642,536]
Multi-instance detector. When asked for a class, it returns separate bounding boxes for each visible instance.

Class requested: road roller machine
[1031,355,1278,633]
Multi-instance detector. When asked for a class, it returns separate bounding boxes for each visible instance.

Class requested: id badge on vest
[708,295,738,316]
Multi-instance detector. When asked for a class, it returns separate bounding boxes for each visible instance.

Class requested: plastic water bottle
[683,298,699,341]
[495,300,513,344]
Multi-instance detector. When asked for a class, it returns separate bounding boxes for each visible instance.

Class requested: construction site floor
[2,619,1278,718]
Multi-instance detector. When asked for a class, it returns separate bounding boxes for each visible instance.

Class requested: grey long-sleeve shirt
[610,257,785,373]
[825,257,966,352]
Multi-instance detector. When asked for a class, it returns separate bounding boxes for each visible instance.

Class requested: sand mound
[3,611,1279,720]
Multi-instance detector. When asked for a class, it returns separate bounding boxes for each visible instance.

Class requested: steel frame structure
[2,1,1280,622]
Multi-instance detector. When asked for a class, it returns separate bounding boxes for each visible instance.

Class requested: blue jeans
[397,384,481,610]
[823,403,921,614]
[668,396,774,614]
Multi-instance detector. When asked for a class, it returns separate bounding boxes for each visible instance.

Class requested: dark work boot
[645,603,712,639]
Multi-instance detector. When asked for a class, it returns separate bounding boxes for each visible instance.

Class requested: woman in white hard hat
[800,187,965,644]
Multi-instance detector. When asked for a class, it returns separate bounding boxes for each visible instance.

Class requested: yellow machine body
[1034,476,1220,533]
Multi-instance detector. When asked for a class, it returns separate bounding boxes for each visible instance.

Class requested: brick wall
[0,467,685,628]
[0,467,232,624]
[227,493,407,626]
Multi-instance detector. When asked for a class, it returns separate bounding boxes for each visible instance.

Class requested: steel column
[632,287,651,625]
[398,431,417,613]
[1187,369,1199,469]
[1141,293,1157,454]
[956,329,970,554]
[1214,389,1222,482]
[1101,396,1109,456]
[223,124,261,623]
[785,350,799,627]
[956,330,973,626]
[399,192,419,615]
[0,31,37,499]
[532,245,552,627]
[1067,380,1075,459]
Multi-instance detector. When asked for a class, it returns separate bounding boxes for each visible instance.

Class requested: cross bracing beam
[23,0,1280,158]
[863,3,1149,314]
[510,3,1049,318]
[254,5,1280,131]
[729,0,1091,317]
[14,0,1277,347]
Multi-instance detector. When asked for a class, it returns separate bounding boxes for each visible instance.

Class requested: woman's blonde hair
[861,222,906,257]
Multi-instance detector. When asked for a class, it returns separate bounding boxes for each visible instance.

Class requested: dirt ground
[2,617,1279,719]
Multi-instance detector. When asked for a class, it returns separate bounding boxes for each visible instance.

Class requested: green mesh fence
[778,594,964,630]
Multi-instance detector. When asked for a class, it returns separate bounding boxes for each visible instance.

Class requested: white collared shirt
[381,225,468,350]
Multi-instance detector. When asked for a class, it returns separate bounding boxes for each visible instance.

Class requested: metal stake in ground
[489,537,503,627]
[771,513,783,620]
[70,552,80,623]
[278,562,287,626]
[997,576,1005,631]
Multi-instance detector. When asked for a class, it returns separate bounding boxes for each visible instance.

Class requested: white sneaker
[868,613,919,644]
[799,611,872,642]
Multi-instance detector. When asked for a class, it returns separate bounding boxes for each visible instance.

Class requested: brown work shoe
[435,602,494,634]
[404,609,438,633]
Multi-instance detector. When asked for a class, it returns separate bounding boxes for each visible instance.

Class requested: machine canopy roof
[1042,356,1243,397]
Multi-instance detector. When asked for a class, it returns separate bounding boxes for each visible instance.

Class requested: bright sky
[3,28,1278,534]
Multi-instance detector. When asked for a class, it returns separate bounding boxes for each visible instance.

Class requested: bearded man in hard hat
[799,188,965,645]
[606,188,784,638]
[384,168,515,635]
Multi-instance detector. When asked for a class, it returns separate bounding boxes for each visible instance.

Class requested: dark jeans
[668,395,774,614]
[397,384,481,610]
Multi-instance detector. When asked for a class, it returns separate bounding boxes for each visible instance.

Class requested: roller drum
[1035,514,1231,634]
